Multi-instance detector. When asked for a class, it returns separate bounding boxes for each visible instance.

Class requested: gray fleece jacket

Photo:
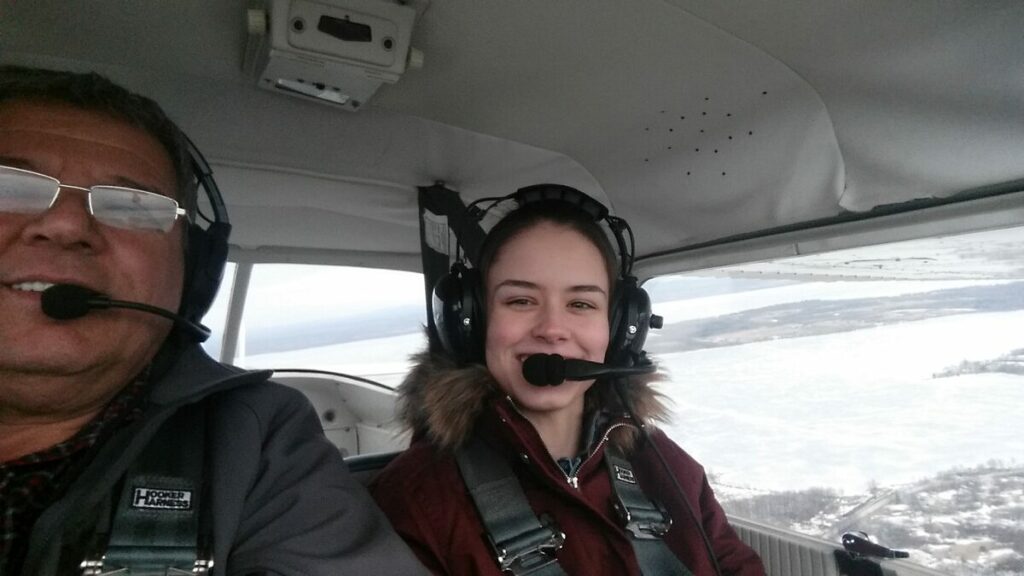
[19,344,427,576]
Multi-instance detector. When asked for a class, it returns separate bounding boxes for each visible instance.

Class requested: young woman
[371,186,765,576]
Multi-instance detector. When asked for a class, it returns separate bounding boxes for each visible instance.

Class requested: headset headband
[463,184,635,280]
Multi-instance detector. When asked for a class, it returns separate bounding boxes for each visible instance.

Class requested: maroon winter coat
[370,351,765,576]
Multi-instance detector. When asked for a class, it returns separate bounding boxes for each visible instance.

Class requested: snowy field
[654,310,1024,494]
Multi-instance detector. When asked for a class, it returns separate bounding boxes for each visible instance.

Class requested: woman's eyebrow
[569,285,607,295]
[493,280,607,296]
[493,279,539,291]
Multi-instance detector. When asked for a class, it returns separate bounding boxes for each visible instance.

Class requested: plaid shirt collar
[0,376,149,574]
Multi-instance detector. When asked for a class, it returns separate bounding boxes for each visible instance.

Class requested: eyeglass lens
[0,166,181,232]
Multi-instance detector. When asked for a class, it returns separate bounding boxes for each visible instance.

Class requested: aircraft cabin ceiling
[2,1,1022,273]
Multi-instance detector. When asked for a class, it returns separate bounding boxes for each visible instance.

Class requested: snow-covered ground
[654,310,1024,495]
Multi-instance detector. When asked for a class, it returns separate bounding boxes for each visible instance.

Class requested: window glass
[235,264,427,387]
[199,262,235,361]
[644,225,1024,576]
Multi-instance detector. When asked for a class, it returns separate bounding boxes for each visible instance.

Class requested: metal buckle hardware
[79,554,213,575]
[491,524,566,575]
[613,501,673,540]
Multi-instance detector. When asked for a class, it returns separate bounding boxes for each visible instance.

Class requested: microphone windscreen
[41,284,100,320]
[522,353,566,386]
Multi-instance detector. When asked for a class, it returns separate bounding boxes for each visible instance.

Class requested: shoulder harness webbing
[456,437,693,575]
[457,437,567,575]
[80,401,213,576]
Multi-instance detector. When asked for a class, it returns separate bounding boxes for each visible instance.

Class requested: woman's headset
[431,184,659,367]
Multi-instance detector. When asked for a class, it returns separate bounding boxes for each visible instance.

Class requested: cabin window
[203,263,427,387]
[201,261,236,361]
[644,225,1024,576]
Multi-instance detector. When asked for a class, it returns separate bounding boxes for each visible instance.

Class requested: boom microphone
[40,284,211,341]
[522,353,655,386]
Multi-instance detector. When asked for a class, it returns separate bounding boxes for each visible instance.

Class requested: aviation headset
[178,137,232,339]
[431,184,656,368]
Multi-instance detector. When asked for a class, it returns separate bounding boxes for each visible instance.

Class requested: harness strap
[80,402,212,576]
[605,445,694,575]
[456,437,567,576]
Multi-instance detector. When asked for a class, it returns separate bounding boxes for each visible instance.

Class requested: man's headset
[178,137,231,336]
[431,184,661,367]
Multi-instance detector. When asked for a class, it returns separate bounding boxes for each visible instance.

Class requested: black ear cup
[431,263,484,364]
[174,139,231,342]
[179,220,231,329]
[607,276,654,367]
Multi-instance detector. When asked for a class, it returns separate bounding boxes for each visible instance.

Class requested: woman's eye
[570,301,598,310]
[506,297,533,307]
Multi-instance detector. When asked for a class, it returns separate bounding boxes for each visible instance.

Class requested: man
[0,66,426,575]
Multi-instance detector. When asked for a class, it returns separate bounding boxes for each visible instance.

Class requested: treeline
[717,462,1024,576]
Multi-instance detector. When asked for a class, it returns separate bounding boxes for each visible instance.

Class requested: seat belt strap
[80,402,213,576]
[606,446,694,576]
[456,437,567,576]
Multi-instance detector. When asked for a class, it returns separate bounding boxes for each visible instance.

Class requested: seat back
[345,451,403,486]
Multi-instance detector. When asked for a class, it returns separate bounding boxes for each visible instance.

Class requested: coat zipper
[566,422,630,489]
[502,397,634,490]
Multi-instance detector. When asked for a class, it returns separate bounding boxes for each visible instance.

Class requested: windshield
[204,264,428,388]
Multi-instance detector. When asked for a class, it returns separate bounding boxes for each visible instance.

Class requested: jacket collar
[397,347,670,454]
[146,343,273,406]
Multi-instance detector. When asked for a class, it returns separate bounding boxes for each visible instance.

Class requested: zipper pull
[568,476,579,489]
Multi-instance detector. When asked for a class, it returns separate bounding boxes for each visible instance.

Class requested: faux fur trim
[397,347,673,454]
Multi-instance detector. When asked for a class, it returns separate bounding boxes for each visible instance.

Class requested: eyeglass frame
[0,164,187,232]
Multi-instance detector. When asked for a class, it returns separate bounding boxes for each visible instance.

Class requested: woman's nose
[531,304,570,342]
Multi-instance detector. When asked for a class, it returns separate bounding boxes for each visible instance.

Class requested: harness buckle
[491,522,566,575]
[79,551,214,575]
[79,555,125,576]
[613,501,673,540]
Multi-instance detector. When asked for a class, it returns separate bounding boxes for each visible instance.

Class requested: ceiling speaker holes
[640,100,750,165]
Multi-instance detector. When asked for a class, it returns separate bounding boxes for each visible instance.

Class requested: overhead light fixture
[244,0,425,111]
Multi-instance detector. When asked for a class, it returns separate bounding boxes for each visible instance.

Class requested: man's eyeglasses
[0,165,186,232]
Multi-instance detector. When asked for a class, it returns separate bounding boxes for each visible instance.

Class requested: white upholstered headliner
[2,1,1022,272]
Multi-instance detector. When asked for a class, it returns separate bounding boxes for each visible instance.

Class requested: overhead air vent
[244,0,425,111]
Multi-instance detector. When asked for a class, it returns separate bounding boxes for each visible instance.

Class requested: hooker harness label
[131,487,193,511]
[614,465,637,484]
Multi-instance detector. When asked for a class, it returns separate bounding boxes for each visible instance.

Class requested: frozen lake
[655,310,1024,494]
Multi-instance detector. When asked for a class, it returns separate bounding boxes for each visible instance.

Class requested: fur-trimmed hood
[397,347,672,454]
